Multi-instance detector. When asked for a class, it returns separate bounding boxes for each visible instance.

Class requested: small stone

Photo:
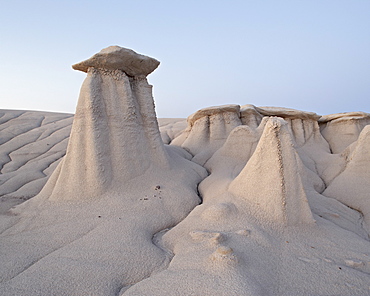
[235,229,250,236]
[210,246,238,265]
[216,246,233,255]
[189,231,224,244]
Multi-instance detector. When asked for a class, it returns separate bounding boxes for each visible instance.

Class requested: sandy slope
[1,46,370,295]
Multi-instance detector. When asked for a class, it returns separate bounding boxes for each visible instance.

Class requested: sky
[1,0,369,118]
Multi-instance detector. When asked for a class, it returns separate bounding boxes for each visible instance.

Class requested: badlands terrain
[0,46,370,295]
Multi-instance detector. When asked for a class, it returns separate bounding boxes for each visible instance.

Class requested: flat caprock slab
[72,46,160,77]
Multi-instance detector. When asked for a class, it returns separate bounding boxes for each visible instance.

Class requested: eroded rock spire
[43,46,169,200]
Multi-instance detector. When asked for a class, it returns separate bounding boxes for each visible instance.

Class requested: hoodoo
[172,104,242,165]
[0,47,207,295]
[319,112,370,153]
[42,46,170,200]
[1,49,370,295]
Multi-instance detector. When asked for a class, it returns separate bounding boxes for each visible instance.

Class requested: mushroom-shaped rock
[1,47,207,295]
[319,111,370,153]
[31,46,206,202]
[187,104,241,127]
[255,106,320,121]
[72,46,160,77]
[254,106,322,148]
[319,111,370,123]
[240,104,263,128]
[171,104,242,165]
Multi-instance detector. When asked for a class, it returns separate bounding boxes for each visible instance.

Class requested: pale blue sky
[1,0,369,118]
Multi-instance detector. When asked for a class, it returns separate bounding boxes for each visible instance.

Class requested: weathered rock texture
[0,47,207,296]
[72,46,160,76]
[229,117,315,226]
[0,110,184,205]
[1,47,370,295]
[171,104,242,165]
[44,67,171,200]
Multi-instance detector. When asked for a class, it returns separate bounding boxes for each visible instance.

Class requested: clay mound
[229,117,314,226]
[323,125,370,233]
[255,106,320,121]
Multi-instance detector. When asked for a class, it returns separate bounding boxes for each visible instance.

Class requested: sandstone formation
[0,111,185,205]
[171,104,242,165]
[323,125,370,233]
[319,111,370,153]
[0,47,207,295]
[1,47,370,295]
[228,117,315,226]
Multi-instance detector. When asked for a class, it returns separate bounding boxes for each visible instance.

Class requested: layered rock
[72,46,160,76]
[124,109,370,296]
[319,111,370,154]
[172,104,331,174]
[240,104,263,128]
[172,104,241,165]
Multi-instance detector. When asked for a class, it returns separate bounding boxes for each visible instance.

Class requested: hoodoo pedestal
[42,46,171,200]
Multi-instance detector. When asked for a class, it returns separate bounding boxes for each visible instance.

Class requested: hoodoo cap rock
[72,45,160,77]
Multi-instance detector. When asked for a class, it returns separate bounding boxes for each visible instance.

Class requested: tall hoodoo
[0,47,208,296]
[43,46,168,200]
